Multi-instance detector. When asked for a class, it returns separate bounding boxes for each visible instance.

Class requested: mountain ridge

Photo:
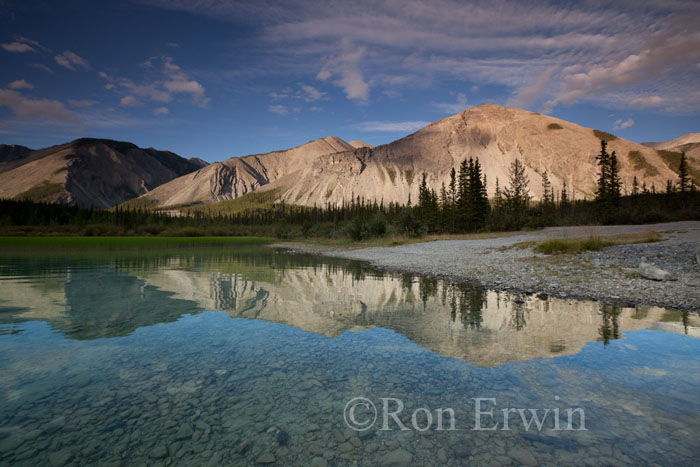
[0,138,204,208]
[131,104,690,210]
[3,105,696,210]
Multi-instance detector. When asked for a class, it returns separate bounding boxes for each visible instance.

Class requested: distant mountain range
[0,139,206,208]
[1,105,697,210]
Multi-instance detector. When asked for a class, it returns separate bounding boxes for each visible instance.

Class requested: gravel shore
[276,221,700,312]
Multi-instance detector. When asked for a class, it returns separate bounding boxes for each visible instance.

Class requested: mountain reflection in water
[1,248,696,367]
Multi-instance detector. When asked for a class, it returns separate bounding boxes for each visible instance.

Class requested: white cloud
[8,80,34,90]
[317,37,370,102]
[299,84,325,102]
[353,120,429,132]
[120,95,143,106]
[270,84,326,104]
[434,92,468,114]
[163,76,208,106]
[507,66,555,110]
[153,107,169,115]
[142,0,700,113]
[2,42,35,53]
[30,64,53,73]
[0,89,80,123]
[119,80,171,102]
[613,118,635,129]
[316,69,331,81]
[162,57,210,107]
[68,99,99,107]
[268,104,288,115]
[55,50,90,71]
[629,95,664,108]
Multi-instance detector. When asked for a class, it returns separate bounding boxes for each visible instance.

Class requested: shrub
[547,123,563,130]
[346,217,369,241]
[628,150,659,176]
[593,130,617,142]
[399,210,425,237]
[535,237,615,254]
[368,214,388,237]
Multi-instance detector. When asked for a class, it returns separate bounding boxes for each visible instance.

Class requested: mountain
[132,104,690,210]
[3,254,696,364]
[642,133,700,182]
[0,138,205,208]
[642,133,700,149]
[0,144,31,163]
[124,136,354,208]
[348,140,374,149]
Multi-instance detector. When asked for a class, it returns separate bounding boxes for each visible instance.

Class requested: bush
[346,217,369,241]
[593,129,617,141]
[399,210,425,237]
[547,123,563,130]
[368,215,388,237]
[535,237,614,254]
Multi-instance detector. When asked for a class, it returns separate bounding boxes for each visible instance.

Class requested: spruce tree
[561,181,569,206]
[595,140,610,202]
[503,158,530,228]
[541,170,553,205]
[678,152,690,193]
[609,151,621,201]
[457,159,470,230]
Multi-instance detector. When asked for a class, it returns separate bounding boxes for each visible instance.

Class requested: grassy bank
[516,231,663,255]
[0,236,272,251]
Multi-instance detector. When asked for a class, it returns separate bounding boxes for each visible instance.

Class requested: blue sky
[1,0,699,162]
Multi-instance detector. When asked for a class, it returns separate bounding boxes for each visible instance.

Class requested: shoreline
[273,221,700,313]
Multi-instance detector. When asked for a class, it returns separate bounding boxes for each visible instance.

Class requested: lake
[1,246,699,466]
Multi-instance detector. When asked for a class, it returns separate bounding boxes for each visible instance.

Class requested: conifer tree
[541,170,553,205]
[457,159,470,229]
[503,158,530,228]
[561,181,569,206]
[595,140,610,201]
[678,152,690,193]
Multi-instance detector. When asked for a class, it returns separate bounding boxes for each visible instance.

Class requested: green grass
[535,237,615,254]
[16,182,66,203]
[404,169,415,186]
[530,231,662,254]
[120,197,159,210]
[0,236,272,251]
[627,150,659,176]
[386,168,397,184]
[657,149,700,183]
[184,188,283,216]
[547,123,563,130]
[593,129,617,142]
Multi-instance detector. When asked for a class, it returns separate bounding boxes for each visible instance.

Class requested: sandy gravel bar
[275,221,700,312]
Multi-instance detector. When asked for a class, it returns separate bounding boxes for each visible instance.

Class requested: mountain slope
[126,104,695,210]
[642,133,700,184]
[0,138,204,208]
[0,144,31,164]
[261,104,685,206]
[126,136,354,208]
[642,133,700,150]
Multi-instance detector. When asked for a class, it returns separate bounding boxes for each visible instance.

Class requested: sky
[1,0,699,162]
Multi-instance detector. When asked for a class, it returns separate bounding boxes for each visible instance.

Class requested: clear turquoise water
[0,248,699,466]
